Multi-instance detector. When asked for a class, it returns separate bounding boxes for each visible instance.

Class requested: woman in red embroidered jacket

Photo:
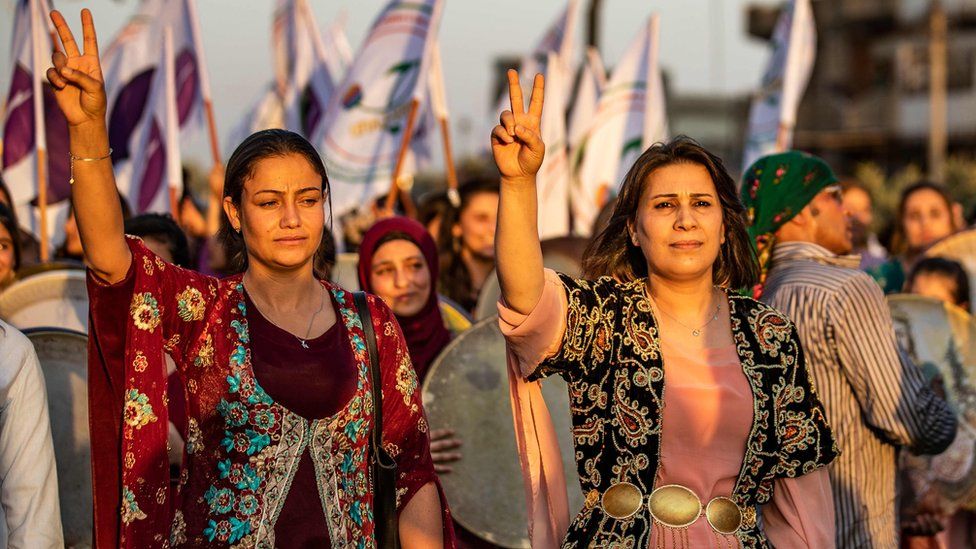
[47,10,453,548]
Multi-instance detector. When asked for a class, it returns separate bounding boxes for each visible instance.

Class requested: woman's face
[630,162,725,284]
[454,191,498,261]
[369,239,431,317]
[0,222,14,285]
[903,188,954,251]
[224,153,325,273]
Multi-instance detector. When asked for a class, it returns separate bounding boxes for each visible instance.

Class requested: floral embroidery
[133,352,148,373]
[176,286,206,322]
[124,451,135,469]
[142,255,154,276]
[130,292,161,332]
[193,334,214,368]
[185,419,202,455]
[170,510,187,545]
[395,353,418,406]
[121,486,147,524]
[123,389,157,429]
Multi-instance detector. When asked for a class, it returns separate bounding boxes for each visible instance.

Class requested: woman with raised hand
[47,9,452,548]
[493,69,839,548]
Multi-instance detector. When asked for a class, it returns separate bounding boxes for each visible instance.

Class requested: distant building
[748,0,976,173]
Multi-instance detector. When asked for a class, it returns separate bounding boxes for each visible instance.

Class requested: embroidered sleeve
[533,274,623,382]
[775,323,840,478]
[368,296,455,545]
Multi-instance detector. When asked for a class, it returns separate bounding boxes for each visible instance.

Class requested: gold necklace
[651,290,722,337]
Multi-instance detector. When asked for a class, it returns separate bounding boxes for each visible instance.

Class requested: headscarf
[358,217,451,381]
[740,151,838,297]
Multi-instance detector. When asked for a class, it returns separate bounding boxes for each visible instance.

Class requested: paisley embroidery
[121,486,147,524]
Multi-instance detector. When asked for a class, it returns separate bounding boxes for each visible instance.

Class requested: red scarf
[358,217,451,381]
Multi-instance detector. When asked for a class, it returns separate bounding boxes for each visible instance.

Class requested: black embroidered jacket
[533,274,839,548]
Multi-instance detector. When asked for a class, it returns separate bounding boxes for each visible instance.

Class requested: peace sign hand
[46,9,107,129]
[490,70,545,183]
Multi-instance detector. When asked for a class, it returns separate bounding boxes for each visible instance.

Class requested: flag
[408,37,448,175]
[573,15,668,236]
[226,85,286,155]
[1,0,71,248]
[567,47,606,171]
[535,51,571,239]
[312,0,443,217]
[101,0,210,167]
[741,0,816,172]
[273,0,339,138]
[122,26,183,214]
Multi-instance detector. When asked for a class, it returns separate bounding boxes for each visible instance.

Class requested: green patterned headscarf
[740,151,838,297]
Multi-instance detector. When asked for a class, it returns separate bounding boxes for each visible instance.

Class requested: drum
[0,269,89,333]
[474,236,589,321]
[887,294,976,512]
[422,318,584,548]
[24,328,91,548]
[925,227,976,307]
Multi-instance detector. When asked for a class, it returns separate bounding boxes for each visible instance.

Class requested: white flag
[226,86,286,154]
[123,26,183,215]
[567,47,606,167]
[1,0,72,249]
[573,15,667,236]
[535,51,571,239]
[312,0,443,217]
[741,0,816,172]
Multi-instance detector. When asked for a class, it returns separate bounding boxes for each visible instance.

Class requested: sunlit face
[809,186,853,255]
[843,186,872,246]
[903,188,954,251]
[630,163,725,284]
[910,272,961,307]
[454,191,498,261]
[369,239,431,317]
[0,223,15,286]
[223,153,325,273]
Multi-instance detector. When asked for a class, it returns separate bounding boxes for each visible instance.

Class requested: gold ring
[601,482,643,520]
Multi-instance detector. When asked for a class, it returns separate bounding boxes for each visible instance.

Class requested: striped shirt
[761,241,957,549]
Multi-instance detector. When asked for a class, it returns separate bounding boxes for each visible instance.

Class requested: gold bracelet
[68,148,113,185]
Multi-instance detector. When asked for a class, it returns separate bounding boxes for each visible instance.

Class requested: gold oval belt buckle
[648,484,702,529]
[601,482,643,520]
[705,496,743,535]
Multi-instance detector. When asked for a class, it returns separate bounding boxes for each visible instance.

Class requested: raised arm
[47,10,130,282]
[491,70,546,315]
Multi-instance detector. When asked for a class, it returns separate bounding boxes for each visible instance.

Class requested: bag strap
[353,292,383,454]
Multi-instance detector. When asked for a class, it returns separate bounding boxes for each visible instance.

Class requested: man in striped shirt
[742,152,957,548]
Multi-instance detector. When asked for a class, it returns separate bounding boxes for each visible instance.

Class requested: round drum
[887,294,976,511]
[0,270,89,333]
[925,228,976,307]
[24,328,91,548]
[422,317,584,548]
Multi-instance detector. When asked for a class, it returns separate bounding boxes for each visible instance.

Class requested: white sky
[1,0,777,165]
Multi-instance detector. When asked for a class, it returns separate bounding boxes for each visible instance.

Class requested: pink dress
[499,270,835,548]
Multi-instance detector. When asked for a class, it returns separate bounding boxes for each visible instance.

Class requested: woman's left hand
[429,428,462,474]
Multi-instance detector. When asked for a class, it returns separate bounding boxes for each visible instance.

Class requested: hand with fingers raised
[46,9,106,129]
[491,70,546,185]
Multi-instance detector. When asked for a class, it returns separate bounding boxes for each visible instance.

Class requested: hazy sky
[1,0,777,165]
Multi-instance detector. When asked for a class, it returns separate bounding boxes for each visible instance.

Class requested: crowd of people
[0,8,974,549]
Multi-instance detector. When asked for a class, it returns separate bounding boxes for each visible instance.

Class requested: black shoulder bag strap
[353,291,400,549]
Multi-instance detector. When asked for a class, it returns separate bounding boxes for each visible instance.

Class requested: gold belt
[591,482,756,535]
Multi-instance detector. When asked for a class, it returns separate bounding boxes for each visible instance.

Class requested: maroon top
[245,291,358,548]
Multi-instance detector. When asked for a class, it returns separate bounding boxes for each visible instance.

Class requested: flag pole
[384,99,421,213]
[30,0,49,262]
[186,0,222,165]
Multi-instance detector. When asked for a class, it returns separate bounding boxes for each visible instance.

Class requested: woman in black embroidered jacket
[491,70,839,548]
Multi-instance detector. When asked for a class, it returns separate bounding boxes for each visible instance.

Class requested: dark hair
[417,191,451,230]
[437,176,500,310]
[582,136,760,289]
[124,213,191,268]
[892,181,958,256]
[217,129,332,274]
[0,202,22,274]
[908,256,971,312]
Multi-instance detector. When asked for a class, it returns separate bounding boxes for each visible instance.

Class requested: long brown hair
[582,136,759,289]
[890,181,958,257]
